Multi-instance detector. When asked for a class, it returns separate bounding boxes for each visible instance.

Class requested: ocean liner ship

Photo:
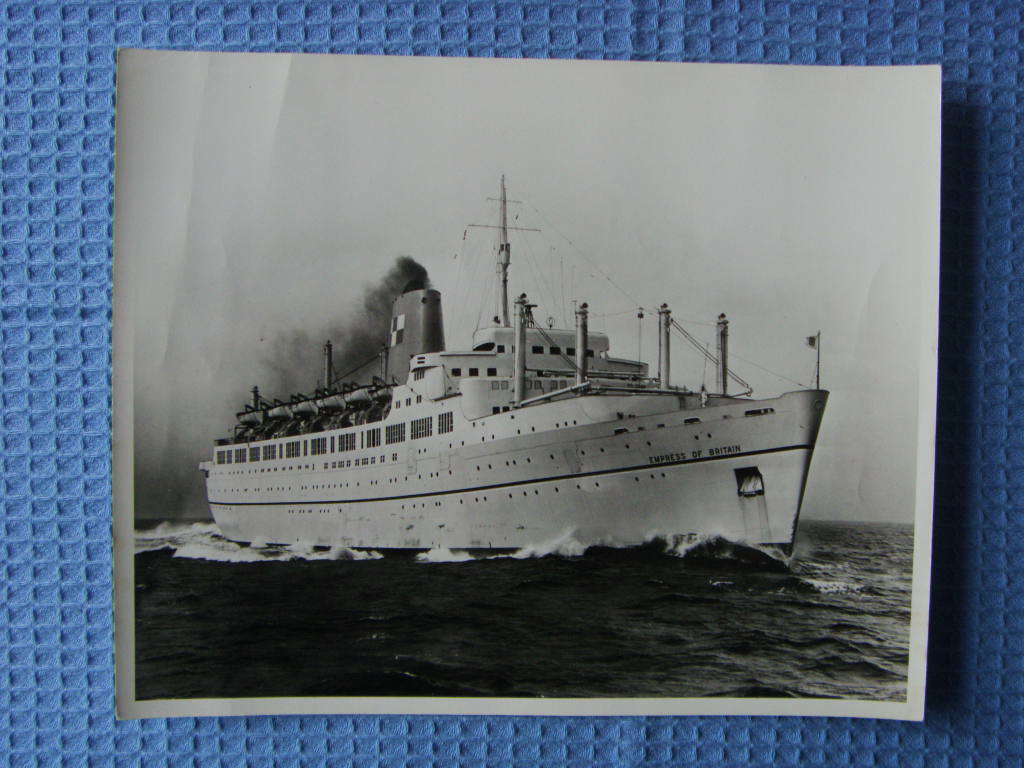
[200,179,828,554]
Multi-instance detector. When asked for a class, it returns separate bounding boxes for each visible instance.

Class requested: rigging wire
[332,351,382,387]
[670,319,807,391]
[451,229,469,340]
[531,321,581,373]
[669,319,752,394]
[726,351,808,390]
[528,203,642,308]
[520,232,560,321]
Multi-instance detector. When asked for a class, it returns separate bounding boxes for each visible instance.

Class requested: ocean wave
[670,535,791,573]
[134,521,381,562]
[415,547,475,563]
[497,529,592,560]
[797,577,864,595]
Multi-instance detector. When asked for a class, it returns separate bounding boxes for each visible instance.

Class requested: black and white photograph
[112,51,939,719]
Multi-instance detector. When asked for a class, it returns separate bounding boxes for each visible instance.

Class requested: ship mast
[467,178,539,328]
[497,175,511,326]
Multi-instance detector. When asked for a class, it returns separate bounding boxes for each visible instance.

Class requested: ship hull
[206,390,827,551]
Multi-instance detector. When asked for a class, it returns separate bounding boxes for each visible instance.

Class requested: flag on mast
[806,335,818,349]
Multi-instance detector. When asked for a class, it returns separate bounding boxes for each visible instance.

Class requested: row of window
[490,379,570,392]
[215,412,457,464]
[410,416,433,440]
[532,346,594,357]
[449,350,594,379]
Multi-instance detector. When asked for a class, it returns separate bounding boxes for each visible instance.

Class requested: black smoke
[260,255,430,398]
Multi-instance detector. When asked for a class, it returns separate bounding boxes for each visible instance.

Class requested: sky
[114,51,940,523]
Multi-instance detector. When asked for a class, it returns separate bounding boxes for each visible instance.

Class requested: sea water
[132,519,912,700]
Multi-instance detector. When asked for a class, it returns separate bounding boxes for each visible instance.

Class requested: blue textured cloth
[1,1,1020,766]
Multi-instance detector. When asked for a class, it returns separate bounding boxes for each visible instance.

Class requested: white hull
[206,390,827,551]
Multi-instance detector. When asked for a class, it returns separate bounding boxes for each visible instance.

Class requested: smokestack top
[402,278,427,294]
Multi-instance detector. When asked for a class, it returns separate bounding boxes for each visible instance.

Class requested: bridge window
[531,345,544,354]
[487,367,497,376]
[497,344,506,353]
[365,428,381,448]
[473,342,495,351]
[566,347,575,356]
[451,368,461,376]
[285,441,301,458]
[438,412,454,433]
[249,447,260,462]
[413,369,426,381]
[338,433,355,452]
[586,349,595,358]
[262,444,277,460]
[468,368,478,377]
[549,346,561,355]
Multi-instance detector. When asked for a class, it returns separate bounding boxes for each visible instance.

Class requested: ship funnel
[658,304,671,388]
[386,286,445,384]
[716,313,729,395]
[574,302,589,386]
[251,385,261,410]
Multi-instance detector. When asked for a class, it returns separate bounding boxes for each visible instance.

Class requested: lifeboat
[267,405,292,420]
[236,410,262,426]
[347,389,371,405]
[292,400,319,416]
[316,394,347,410]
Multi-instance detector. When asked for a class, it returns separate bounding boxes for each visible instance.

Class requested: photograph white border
[111,52,940,721]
